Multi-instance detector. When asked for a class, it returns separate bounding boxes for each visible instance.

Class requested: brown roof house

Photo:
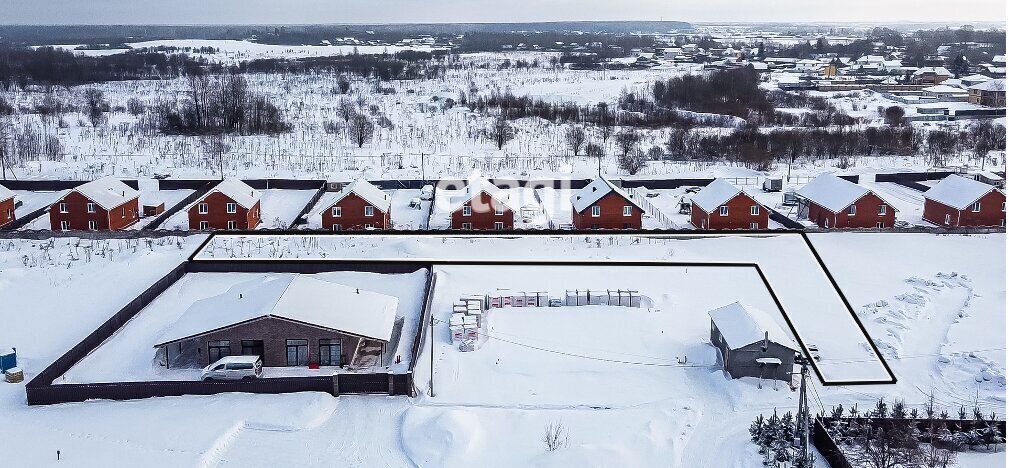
[156,274,400,369]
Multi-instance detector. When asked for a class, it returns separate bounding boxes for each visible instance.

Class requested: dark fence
[241,179,326,190]
[889,180,930,192]
[157,179,218,191]
[769,209,807,230]
[813,418,852,468]
[954,108,1007,118]
[875,171,956,183]
[0,180,86,191]
[143,180,217,230]
[0,204,49,231]
[186,260,430,275]
[1,229,197,240]
[291,184,329,228]
[620,178,714,189]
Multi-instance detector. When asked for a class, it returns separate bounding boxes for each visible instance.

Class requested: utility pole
[429,306,436,397]
[795,354,811,466]
[420,152,426,183]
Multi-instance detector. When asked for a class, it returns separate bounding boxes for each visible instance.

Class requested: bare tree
[618,148,648,175]
[883,106,905,127]
[126,97,145,116]
[565,125,587,156]
[337,97,356,122]
[614,129,641,157]
[543,421,569,451]
[596,102,615,143]
[488,116,515,150]
[348,112,375,148]
[0,115,13,179]
[201,135,232,178]
[585,142,604,175]
[82,88,108,128]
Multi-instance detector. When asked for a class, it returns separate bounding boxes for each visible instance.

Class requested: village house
[922,175,1006,228]
[188,178,262,230]
[570,177,645,230]
[156,274,399,369]
[796,175,897,229]
[0,184,14,228]
[449,177,516,230]
[689,179,768,230]
[319,179,392,231]
[921,84,969,101]
[708,302,798,382]
[912,66,951,85]
[960,74,993,87]
[49,177,140,231]
[967,79,1006,107]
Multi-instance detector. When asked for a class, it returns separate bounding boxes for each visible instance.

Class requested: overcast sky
[0,0,1005,25]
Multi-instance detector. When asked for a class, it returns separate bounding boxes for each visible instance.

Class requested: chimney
[762,331,769,352]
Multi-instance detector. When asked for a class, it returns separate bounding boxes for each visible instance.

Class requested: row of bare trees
[151,70,289,135]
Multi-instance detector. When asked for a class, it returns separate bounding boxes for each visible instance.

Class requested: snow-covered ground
[257,189,318,229]
[11,190,62,218]
[0,233,1003,467]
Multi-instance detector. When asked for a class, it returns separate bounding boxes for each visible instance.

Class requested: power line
[816,347,1006,365]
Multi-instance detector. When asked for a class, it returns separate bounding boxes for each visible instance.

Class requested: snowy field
[61,270,428,383]
[0,233,1003,466]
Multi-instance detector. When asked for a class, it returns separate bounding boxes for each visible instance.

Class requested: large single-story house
[922,175,1005,228]
[49,177,140,231]
[156,274,399,368]
[689,179,768,230]
[921,84,969,101]
[188,178,262,230]
[319,179,392,231]
[708,302,798,382]
[796,175,897,229]
[570,177,645,230]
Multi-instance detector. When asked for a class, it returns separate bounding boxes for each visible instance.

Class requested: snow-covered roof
[923,175,1004,210]
[913,66,951,76]
[329,179,392,212]
[796,174,890,213]
[968,79,1005,92]
[155,274,399,346]
[922,84,968,94]
[960,74,992,83]
[205,178,261,209]
[448,176,518,212]
[72,177,139,210]
[570,177,644,213]
[708,302,797,350]
[690,179,752,213]
[993,54,1006,64]
[0,183,13,203]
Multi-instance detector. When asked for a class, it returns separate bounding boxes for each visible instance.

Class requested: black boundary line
[187,230,898,386]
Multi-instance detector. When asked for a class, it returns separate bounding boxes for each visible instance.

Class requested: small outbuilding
[319,179,392,231]
[796,175,897,229]
[49,177,140,231]
[188,178,262,230]
[0,184,15,228]
[570,177,645,230]
[922,175,1005,228]
[689,179,768,230]
[448,177,516,230]
[708,302,798,382]
[156,274,399,369]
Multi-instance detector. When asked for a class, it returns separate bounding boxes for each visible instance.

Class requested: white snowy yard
[0,233,1003,467]
[12,191,62,219]
[257,189,318,229]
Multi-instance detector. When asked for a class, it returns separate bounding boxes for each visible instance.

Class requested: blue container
[0,348,16,373]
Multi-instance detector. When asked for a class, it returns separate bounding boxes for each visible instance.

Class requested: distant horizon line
[0,20,1004,27]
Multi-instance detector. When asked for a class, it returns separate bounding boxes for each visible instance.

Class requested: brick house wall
[188,191,261,230]
[323,193,390,230]
[690,193,768,230]
[166,316,374,368]
[969,89,1007,107]
[49,191,140,230]
[450,191,514,230]
[571,192,643,229]
[0,197,14,227]
[923,190,1006,227]
[804,193,896,228]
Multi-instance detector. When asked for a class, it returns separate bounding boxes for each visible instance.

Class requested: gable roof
[922,84,968,94]
[329,179,392,212]
[570,177,645,213]
[71,177,139,210]
[796,174,893,213]
[923,174,1004,210]
[155,274,399,346]
[960,74,992,83]
[913,66,951,76]
[204,178,261,209]
[708,302,797,350]
[0,183,13,203]
[968,79,1005,92]
[690,179,755,213]
[448,176,517,213]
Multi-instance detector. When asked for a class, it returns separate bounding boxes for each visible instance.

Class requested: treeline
[652,67,772,119]
[241,51,449,81]
[151,71,289,135]
[0,45,216,89]
[455,31,655,54]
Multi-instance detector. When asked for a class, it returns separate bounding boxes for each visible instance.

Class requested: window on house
[364,223,373,229]
[199,221,209,230]
[60,220,70,231]
[226,203,237,214]
[86,202,96,213]
[286,339,309,366]
[87,220,98,230]
[591,206,601,217]
[623,223,632,229]
[623,206,632,217]
[750,222,759,230]
[971,202,981,212]
[750,205,759,216]
[719,206,729,216]
[364,206,374,217]
[319,339,342,366]
[878,204,887,215]
[59,203,68,213]
[198,203,209,214]
[494,221,504,230]
[495,205,505,216]
[122,207,127,218]
[240,340,263,358]
[332,224,342,231]
[876,222,885,228]
[591,223,600,229]
[461,222,472,230]
[332,206,342,217]
[462,206,472,217]
[227,220,237,230]
[848,205,857,216]
[944,213,951,225]
[208,340,231,362]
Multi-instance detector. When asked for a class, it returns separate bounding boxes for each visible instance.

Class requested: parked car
[201,355,263,381]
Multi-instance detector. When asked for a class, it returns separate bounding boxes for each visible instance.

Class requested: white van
[201,355,263,381]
